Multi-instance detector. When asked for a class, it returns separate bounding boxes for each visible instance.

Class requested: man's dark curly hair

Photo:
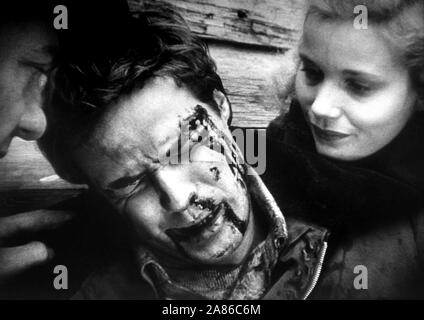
[39,2,229,184]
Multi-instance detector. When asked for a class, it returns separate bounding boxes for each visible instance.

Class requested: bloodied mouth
[166,202,247,244]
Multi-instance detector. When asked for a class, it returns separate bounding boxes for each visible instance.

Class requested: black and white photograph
[1,0,424,303]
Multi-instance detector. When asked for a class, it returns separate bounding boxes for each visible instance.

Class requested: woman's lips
[311,124,351,142]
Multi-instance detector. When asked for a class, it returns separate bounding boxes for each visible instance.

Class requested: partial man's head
[0,2,58,157]
[40,5,258,268]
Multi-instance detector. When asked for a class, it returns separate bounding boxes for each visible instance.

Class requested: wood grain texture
[126,0,302,127]
[0,138,86,191]
[209,43,288,128]
[0,0,304,193]
[128,0,307,49]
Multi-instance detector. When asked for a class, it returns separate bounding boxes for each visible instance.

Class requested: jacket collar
[134,167,329,300]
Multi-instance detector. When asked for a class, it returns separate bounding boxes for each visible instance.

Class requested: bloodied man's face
[73,77,256,267]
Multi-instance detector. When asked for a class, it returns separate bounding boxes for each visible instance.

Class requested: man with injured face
[39,4,329,300]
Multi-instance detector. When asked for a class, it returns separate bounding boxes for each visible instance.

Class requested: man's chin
[181,244,244,267]
[166,203,253,266]
[177,222,252,266]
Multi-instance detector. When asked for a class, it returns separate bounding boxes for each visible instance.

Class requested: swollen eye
[106,172,148,198]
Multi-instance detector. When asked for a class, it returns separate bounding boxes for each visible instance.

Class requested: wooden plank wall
[129,0,306,127]
[0,0,306,198]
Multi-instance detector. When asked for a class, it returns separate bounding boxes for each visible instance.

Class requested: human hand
[0,209,74,283]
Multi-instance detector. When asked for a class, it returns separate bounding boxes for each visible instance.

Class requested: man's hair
[39,2,228,184]
[306,0,424,105]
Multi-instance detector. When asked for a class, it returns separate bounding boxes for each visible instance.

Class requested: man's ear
[213,89,232,125]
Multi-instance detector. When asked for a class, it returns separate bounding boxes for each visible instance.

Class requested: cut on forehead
[84,78,213,163]
[92,76,223,135]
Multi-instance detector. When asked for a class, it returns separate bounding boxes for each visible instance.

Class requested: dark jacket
[263,99,424,299]
[70,170,329,300]
[0,169,330,300]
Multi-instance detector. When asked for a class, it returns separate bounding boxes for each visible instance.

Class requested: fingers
[0,241,53,279]
[0,210,74,239]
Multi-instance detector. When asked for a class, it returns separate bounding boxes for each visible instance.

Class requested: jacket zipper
[302,241,328,300]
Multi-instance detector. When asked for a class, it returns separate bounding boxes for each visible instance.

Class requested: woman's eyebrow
[299,51,385,82]
[342,70,384,82]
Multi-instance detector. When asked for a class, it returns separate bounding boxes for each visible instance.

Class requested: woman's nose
[153,166,196,213]
[309,82,343,119]
[16,103,47,141]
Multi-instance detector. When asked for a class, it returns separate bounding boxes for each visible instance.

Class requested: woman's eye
[345,79,372,96]
[300,65,323,86]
